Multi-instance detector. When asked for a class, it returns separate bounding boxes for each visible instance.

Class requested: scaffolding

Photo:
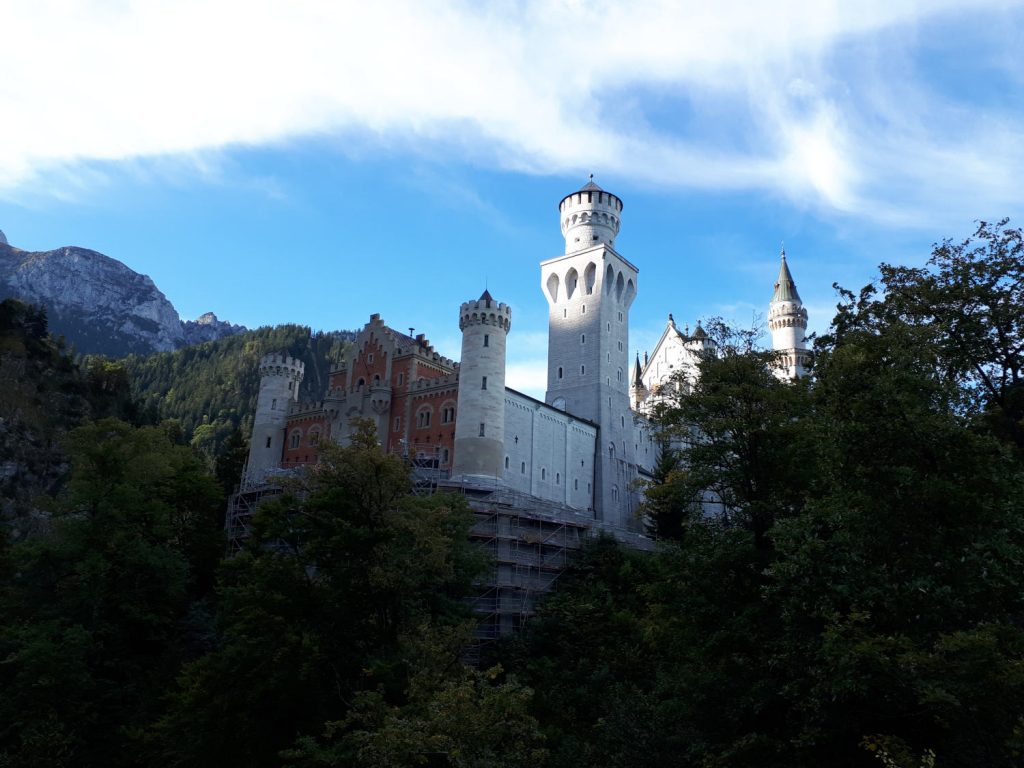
[226,466,654,664]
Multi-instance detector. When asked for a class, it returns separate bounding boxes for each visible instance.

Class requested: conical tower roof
[771,249,801,303]
[633,353,644,388]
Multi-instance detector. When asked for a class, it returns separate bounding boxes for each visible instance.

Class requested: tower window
[521,462,526,474]
[265,436,272,448]
[556,473,560,485]
[580,365,585,375]
[398,373,405,385]
[481,376,487,390]
[505,456,510,469]
[581,304,586,314]
[368,353,374,363]
[563,308,567,318]
[483,334,489,347]
[541,468,546,480]
[580,334,585,344]
[574,478,579,490]
[394,417,401,432]
[442,448,449,465]
[479,423,485,437]
[618,311,623,322]
[288,381,293,390]
[271,398,277,410]
[558,367,563,379]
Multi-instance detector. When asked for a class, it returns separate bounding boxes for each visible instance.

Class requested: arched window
[416,407,432,429]
[541,467,546,480]
[289,429,302,449]
[309,429,321,446]
[505,456,510,469]
[356,378,365,393]
[521,461,526,474]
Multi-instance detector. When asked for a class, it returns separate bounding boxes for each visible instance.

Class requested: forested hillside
[0,299,137,535]
[121,325,354,457]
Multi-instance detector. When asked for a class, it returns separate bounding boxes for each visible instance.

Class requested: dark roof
[772,252,802,303]
[580,179,603,192]
[692,322,707,340]
[479,289,493,302]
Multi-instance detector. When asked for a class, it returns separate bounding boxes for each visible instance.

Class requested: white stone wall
[246,353,304,484]
[453,295,511,481]
[541,239,639,529]
[502,390,597,511]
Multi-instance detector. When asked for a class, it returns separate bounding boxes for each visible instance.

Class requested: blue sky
[1,0,1022,398]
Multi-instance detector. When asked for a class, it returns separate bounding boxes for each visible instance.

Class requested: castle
[242,179,809,533]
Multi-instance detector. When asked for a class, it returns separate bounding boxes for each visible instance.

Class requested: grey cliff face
[0,242,246,356]
[182,311,247,345]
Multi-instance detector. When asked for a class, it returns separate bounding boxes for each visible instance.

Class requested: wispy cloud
[2,0,1021,224]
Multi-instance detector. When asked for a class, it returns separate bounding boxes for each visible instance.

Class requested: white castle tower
[542,178,638,528]
[768,248,810,378]
[246,352,304,484]
[451,290,512,483]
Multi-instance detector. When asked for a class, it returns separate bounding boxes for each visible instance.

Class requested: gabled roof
[772,250,802,303]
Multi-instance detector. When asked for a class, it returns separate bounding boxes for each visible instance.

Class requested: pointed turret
[772,249,802,303]
[767,247,810,379]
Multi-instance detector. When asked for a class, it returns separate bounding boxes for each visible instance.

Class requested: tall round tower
[768,249,810,378]
[246,352,305,484]
[451,290,512,483]
[559,175,623,254]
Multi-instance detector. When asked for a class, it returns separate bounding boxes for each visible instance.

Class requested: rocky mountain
[182,311,247,346]
[0,236,246,357]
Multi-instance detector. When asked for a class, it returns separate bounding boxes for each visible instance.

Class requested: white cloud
[2,0,1022,223]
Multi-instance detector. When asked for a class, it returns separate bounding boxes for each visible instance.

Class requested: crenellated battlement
[559,177,623,254]
[259,352,305,380]
[459,293,512,333]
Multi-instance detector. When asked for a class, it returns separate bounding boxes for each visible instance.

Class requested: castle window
[398,373,405,385]
[580,334,585,344]
[442,448,449,465]
[479,423,485,437]
[309,430,320,446]
[481,376,487,390]
[265,436,272,448]
[556,473,560,485]
[417,408,431,428]
[356,378,365,393]
[373,374,380,386]
[271,398,277,410]
[612,485,619,502]
[563,309,567,318]
[541,468,546,480]
[394,417,401,432]
[505,456,510,469]
[521,462,526,474]
[574,478,578,490]
[618,311,623,322]
[618,341,623,351]
[558,367,563,379]
[483,334,489,347]
[368,353,374,363]
[288,381,293,390]
[617,368,623,382]
[290,430,301,449]
[580,365,585,375]
[581,304,586,314]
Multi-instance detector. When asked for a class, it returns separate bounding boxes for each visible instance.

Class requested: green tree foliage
[0,299,139,530]
[121,324,352,457]
[506,225,1024,767]
[148,421,490,767]
[0,419,222,768]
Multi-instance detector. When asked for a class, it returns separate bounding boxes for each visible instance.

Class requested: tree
[644,320,812,549]
[0,419,222,767]
[149,420,486,767]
